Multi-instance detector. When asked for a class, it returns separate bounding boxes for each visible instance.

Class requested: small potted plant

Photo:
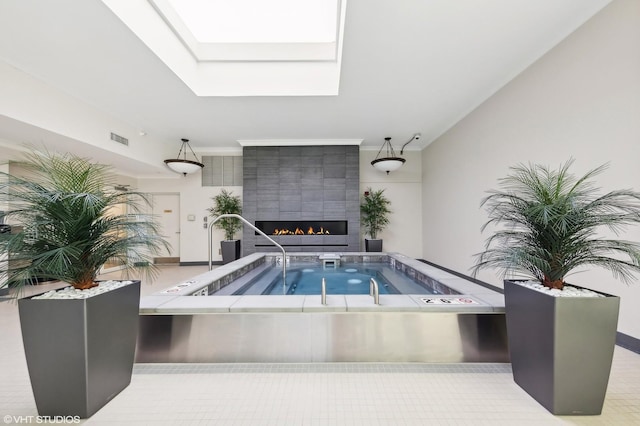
[360,187,391,252]
[472,159,640,415]
[208,189,242,264]
[0,149,168,418]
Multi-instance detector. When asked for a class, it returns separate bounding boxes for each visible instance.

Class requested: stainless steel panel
[136,312,508,363]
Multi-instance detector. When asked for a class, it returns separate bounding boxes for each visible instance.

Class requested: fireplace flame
[272,226,330,236]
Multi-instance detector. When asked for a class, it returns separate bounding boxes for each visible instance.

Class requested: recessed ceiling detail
[101,0,346,96]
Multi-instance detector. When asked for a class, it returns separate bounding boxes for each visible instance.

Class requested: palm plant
[0,150,168,290]
[360,187,392,239]
[473,159,640,290]
[208,189,242,240]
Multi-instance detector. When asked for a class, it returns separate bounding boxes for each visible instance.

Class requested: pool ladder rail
[321,278,327,305]
[208,214,287,287]
[320,277,380,306]
[370,278,380,305]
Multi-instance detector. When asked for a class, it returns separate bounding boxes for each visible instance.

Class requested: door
[153,194,180,259]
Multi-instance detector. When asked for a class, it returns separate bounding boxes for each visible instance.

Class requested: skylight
[101,0,346,96]
[167,0,338,44]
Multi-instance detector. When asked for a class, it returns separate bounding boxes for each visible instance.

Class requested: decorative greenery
[472,159,640,290]
[0,150,169,290]
[360,187,392,239]
[208,189,242,240]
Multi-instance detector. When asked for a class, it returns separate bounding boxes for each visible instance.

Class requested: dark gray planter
[504,279,620,415]
[221,239,241,264]
[364,239,383,252]
[18,280,141,418]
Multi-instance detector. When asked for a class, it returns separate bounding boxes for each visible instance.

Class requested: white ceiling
[0,0,611,176]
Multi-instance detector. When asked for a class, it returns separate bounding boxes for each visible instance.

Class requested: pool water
[266,265,393,295]
[235,263,442,296]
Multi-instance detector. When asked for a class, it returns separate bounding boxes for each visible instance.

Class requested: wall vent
[110,132,129,146]
[202,156,243,186]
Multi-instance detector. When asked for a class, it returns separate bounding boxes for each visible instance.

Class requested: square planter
[364,239,383,252]
[504,279,620,415]
[18,280,141,418]
[221,239,241,264]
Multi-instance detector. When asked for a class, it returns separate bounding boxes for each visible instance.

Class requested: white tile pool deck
[1,264,639,425]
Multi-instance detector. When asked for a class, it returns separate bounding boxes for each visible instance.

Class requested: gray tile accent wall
[243,146,360,254]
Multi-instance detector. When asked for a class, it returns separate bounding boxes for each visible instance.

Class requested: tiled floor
[1,265,639,425]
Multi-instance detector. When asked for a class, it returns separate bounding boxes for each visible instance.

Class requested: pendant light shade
[371,137,405,174]
[164,138,204,176]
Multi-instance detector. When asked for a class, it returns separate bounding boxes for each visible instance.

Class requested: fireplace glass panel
[255,220,348,236]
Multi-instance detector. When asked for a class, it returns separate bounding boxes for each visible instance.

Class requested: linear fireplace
[256,220,347,236]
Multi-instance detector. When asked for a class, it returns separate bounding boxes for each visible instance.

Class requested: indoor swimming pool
[137,253,508,363]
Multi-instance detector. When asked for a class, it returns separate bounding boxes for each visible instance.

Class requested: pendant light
[164,138,204,176]
[371,137,405,174]
[370,133,421,174]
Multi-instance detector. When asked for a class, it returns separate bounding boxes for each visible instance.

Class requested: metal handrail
[321,278,327,305]
[208,214,287,286]
[369,278,380,305]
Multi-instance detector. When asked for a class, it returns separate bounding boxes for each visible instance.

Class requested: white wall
[421,0,640,339]
[0,61,170,175]
[360,150,422,258]
[136,173,242,263]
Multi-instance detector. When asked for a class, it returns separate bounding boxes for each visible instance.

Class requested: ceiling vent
[110,132,129,146]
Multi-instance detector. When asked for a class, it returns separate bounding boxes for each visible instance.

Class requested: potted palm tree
[208,189,242,264]
[473,159,640,415]
[360,187,391,252]
[0,150,168,418]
